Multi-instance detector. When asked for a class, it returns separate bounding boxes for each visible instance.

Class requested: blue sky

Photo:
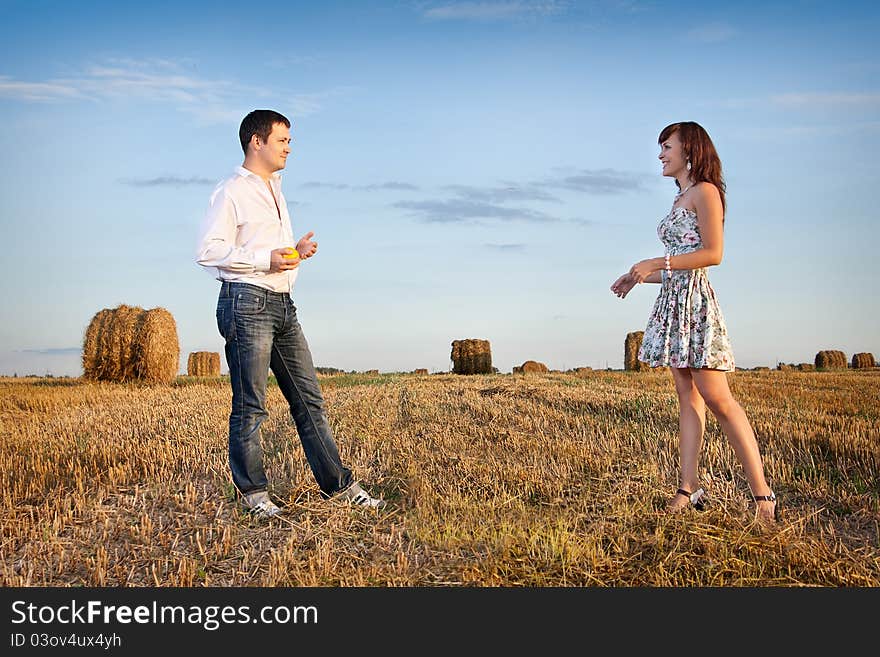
[1,0,878,375]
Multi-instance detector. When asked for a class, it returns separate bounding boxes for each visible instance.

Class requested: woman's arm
[628,183,724,282]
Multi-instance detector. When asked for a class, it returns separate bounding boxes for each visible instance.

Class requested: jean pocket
[216,299,233,340]
[233,289,266,315]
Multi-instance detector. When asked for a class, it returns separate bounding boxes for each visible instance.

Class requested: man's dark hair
[239,109,291,154]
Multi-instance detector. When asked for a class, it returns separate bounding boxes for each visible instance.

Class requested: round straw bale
[413,368,429,375]
[515,360,548,374]
[624,331,650,371]
[451,339,492,374]
[82,308,115,378]
[187,351,221,376]
[82,304,179,383]
[851,353,875,369]
[796,363,815,371]
[815,350,847,370]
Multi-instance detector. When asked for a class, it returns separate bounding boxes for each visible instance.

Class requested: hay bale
[776,362,794,371]
[797,363,815,371]
[753,366,770,371]
[513,360,548,374]
[364,369,379,375]
[451,339,492,375]
[82,304,179,384]
[852,353,875,369]
[815,350,847,370]
[187,351,220,376]
[413,368,429,375]
[624,331,650,371]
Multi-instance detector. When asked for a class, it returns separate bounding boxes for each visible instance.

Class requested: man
[196,109,384,518]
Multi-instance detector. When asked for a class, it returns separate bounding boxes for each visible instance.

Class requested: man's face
[256,122,292,172]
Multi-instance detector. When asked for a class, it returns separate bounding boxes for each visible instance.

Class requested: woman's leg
[690,368,776,521]
[668,367,706,511]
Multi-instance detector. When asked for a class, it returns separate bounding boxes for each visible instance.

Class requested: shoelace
[251,501,280,516]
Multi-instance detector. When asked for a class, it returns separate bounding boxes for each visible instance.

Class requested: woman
[610,121,777,523]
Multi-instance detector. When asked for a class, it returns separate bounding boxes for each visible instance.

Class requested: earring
[686,160,692,172]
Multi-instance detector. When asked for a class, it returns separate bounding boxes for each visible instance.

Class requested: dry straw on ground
[187,352,221,377]
[852,353,875,369]
[815,350,847,370]
[82,304,179,384]
[451,339,492,375]
[624,331,650,372]
[2,369,878,587]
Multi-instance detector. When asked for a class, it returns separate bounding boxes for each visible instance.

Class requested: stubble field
[2,369,878,587]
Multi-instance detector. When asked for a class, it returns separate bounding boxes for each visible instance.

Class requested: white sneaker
[333,482,386,509]
[241,490,282,519]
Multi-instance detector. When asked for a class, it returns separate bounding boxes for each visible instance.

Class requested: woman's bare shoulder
[692,181,721,201]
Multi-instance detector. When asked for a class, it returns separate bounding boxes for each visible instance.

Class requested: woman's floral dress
[638,206,735,371]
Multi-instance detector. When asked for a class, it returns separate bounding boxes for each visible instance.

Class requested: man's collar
[236,165,282,182]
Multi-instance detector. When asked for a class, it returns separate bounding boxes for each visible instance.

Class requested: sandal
[753,491,777,522]
[669,487,707,512]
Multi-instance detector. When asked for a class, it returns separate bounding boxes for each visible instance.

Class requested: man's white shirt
[195,166,299,294]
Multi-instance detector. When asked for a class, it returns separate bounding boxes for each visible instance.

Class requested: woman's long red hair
[659,121,726,218]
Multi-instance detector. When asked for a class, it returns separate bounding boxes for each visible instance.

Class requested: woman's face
[658,131,687,179]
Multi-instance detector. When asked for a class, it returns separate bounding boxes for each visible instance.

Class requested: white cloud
[394,198,560,223]
[301,181,420,191]
[287,93,325,117]
[0,59,339,122]
[423,1,566,21]
[485,243,526,251]
[0,77,82,101]
[704,91,880,114]
[120,176,216,187]
[444,183,560,202]
[771,92,880,109]
[541,168,647,194]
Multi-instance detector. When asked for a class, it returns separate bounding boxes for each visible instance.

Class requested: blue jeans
[216,281,353,497]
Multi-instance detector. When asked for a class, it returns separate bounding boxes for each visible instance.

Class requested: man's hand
[269,247,301,273]
[296,231,318,259]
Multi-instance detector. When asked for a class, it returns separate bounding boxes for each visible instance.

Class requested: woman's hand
[628,258,661,284]
[611,273,638,299]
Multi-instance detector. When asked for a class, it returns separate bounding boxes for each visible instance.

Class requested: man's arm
[195,187,272,274]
